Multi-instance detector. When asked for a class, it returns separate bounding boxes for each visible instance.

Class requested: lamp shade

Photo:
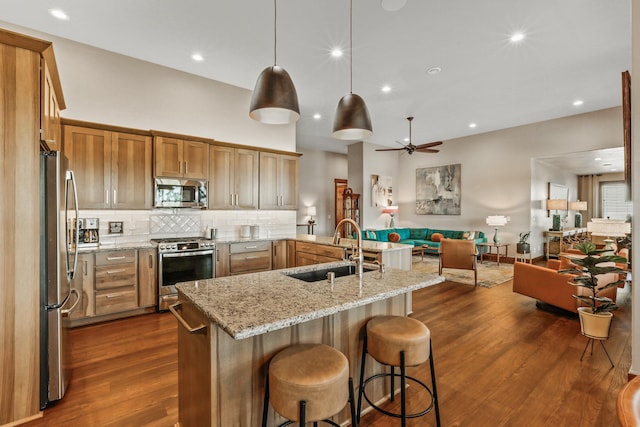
[546,199,567,211]
[249,65,300,124]
[486,215,509,227]
[587,219,631,236]
[569,201,587,211]
[332,93,373,140]
[307,206,316,217]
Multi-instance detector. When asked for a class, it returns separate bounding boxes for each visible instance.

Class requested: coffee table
[412,244,435,261]
[478,242,509,266]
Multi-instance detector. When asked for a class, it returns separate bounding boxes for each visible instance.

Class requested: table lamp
[569,201,587,228]
[383,206,399,228]
[486,215,509,244]
[307,206,316,224]
[546,199,567,231]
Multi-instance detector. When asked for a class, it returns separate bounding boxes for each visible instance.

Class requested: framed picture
[415,164,461,215]
[371,174,393,207]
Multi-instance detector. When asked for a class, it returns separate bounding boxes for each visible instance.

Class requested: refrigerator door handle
[65,170,80,280]
[60,289,80,316]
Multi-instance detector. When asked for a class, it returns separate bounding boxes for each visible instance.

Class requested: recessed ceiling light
[49,8,69,20]
[510,32,525,43]
[426,67,441,75]
[191,53,204,62]
[381,0,407,12]
[573,100,584,106]
[611,168,617,171]
[469,123,477,128]
[381,85,391,93]
[331,48,343,58]
[313,113,322,120]
[403,137,410,142]
[595,157,602,161]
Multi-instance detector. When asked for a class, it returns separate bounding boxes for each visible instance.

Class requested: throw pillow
[431,232,444,242]
[364,230,377,239]
[388,232,401,242]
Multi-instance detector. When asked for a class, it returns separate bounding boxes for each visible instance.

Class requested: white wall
[0,21,296,152]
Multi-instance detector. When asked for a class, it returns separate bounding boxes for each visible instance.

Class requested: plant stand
[577,307,614,368]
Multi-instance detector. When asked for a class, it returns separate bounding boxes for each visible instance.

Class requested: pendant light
[332,0,373,140]
[249,0,300,125]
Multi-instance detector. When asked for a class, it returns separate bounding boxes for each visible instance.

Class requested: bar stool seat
[263,343,357,426]
[358,315,441,427]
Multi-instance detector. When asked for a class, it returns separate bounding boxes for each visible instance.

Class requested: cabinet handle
[105,292,126,299]
[113,190,117,205]
[107,256,126,261]
[106,269,127,274]
[149,254,153,269]
[169,302,206,334]
[184,161,188,175]
[105,190,109,205]
[245,256,259,260]
[83,260,88,277]
[245,245,258,249]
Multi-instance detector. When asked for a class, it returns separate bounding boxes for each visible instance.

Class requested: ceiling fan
[375,117,442,155]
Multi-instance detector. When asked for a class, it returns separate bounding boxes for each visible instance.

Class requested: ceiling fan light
[332,93,373,140]
[249,65,300,124]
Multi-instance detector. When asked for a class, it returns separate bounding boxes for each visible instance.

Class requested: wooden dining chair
[438,238,478,286]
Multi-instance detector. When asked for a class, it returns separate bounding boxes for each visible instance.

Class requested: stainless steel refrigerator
[39,151,80,409]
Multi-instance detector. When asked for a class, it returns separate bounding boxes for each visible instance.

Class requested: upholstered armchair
[438,238,478,286]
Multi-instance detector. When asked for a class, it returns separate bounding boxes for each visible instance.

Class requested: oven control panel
[157,240,215,253]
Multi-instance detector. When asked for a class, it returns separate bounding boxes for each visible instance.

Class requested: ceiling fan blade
[415,141,443,149]
[375,147,407,152]
[415,148,440,153]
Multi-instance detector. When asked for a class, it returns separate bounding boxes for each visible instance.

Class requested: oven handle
[169,302,207,334]
[161,249,215,259]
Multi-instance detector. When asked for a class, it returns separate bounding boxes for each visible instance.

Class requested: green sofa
[359,227,486,254]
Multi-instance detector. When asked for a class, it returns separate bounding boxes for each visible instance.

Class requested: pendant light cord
[349,0,353,94]
[273,0,277,66]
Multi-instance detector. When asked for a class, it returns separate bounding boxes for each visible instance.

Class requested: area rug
[412,255,514,288]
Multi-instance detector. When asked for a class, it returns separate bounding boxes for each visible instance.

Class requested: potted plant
[559,241,626,340]
[516,231,531,254]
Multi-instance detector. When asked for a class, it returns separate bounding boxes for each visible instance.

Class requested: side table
[478,242,509,266]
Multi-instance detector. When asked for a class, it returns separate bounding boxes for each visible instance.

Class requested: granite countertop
[293,234,411,252]
[76,242,155,253]
[176,261,443,340]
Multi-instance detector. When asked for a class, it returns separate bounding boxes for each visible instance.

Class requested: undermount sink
[285,265,377,283]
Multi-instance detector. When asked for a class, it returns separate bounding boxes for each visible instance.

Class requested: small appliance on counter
[77,218,99,247]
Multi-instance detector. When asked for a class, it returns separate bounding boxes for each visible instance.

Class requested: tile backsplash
[80,209,297,245]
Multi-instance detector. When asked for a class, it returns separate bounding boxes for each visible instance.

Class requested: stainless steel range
[151,237,216,311]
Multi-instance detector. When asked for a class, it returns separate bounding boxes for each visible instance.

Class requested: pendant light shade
[332,93,372,140]
[332,0,373,140]
[250,65,300,124]
[249,0,300,125]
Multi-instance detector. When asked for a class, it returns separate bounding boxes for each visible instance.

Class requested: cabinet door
[259,152,280,209]
[41,60,61,151]
[234,148,259,209]
[69,253,95,320]
[111,132,153,209]
[154,136,183,177]
[138,249,157,308]
[183,140,209,179]
[63,125,111,209]
[215,243,229,278]
[286,240,296,267]
[272,240,287,270]
[278,154,299,209]
[209,145,235,209]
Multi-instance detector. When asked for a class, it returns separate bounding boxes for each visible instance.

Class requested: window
[601,182,633,220]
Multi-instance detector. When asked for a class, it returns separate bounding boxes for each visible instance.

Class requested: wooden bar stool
[357,315,441,427]
[262,343,357,426]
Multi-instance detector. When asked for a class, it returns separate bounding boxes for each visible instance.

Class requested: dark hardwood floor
[25,274,631,427]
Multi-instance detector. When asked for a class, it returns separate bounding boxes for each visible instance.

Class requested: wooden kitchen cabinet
[63,123,153,209]
[215,243,230,278]
[272,240,287,270]
[0,28,66,425]
[295,241,345,266]
[209,145,259,209]
[287,240,297,267]
[137,248,157,308]
[229,241,272,275]
[94,251,138,316]
[69,253,96,321]
[154,135,209,179]
[259,152,299,210]
[41,60,62,151]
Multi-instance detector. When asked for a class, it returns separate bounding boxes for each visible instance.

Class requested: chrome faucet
[332,218,363,278]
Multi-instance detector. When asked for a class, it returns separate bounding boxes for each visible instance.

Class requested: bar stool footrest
[361,372,434,419]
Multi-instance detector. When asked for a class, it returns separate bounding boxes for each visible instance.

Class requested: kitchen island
[173,261,443,426]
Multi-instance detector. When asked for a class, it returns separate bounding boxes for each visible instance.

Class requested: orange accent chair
[438,238,478,286]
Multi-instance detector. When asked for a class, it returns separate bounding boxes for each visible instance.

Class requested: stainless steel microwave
[153,178,207,208]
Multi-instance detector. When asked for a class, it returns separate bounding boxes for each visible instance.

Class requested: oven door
[158,249,215,311]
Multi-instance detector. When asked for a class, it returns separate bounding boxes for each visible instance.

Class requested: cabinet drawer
[95,251,136,266]
[229,251,271,274]
[315,244,344,259]
[95,287,138,315]
[295,242,317,254]
[230,241,271,254]
[95,263,137,290]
